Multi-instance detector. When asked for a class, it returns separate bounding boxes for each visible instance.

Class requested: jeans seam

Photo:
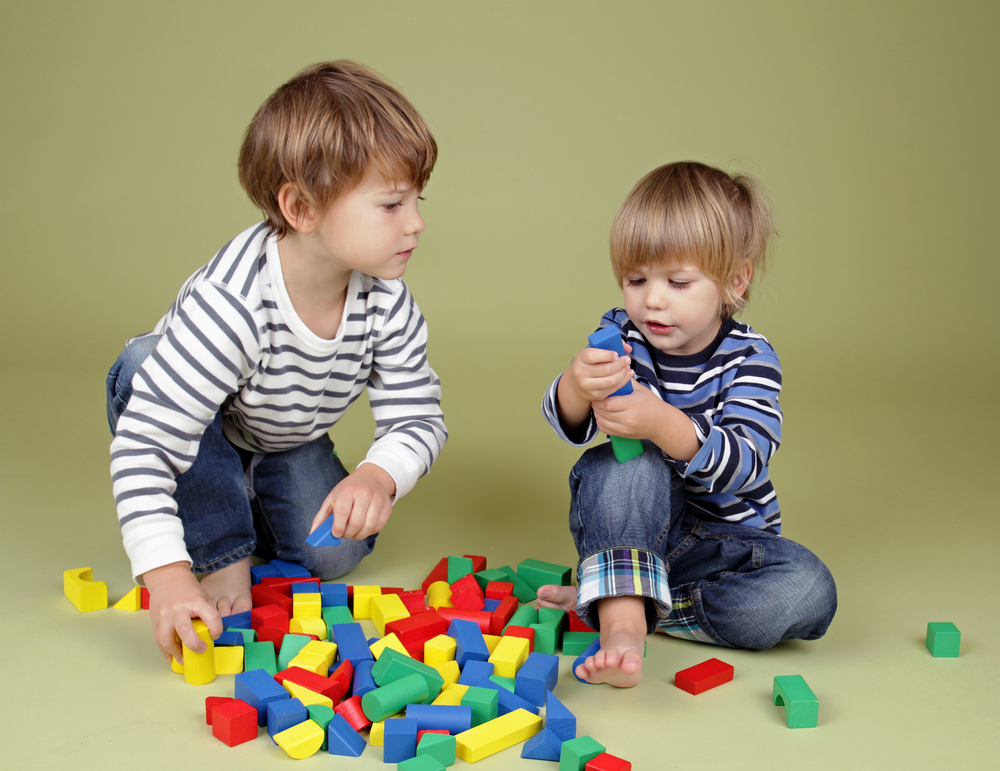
[194,543,255,574]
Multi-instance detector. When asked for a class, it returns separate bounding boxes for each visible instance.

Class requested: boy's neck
[275,231,352,341]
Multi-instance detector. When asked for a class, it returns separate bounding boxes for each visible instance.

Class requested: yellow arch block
[274,719,325,759]
[63,567,108,613]
[213,645,244,675]
[289,616,327,639]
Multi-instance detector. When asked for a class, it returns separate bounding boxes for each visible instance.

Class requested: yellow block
[483,634,502,655]
[288,653,327,675]
[274,718,325,759]
[432,683,469,706]
[293,593,322,619]
[424,634,457,665]
[290,616,327,639]
[112,586,142,611]
[369,714,403,746]
[182,619,216,685]
[455,709,542,763]
[489,635,530,679]
[63,567,108,613]
[300,641,337,668]
[170,656,184,674]
[370,633,409,660]
[213,645,244,675]
[371,593,409,636]
[426,581,453,609]
[432,660,461,686]
[352,585,381,618]
[283,680,333,708]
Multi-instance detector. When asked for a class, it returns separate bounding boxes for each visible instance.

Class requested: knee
[573,441,675,511]
[107,335,161,432]
[296,536,377,581]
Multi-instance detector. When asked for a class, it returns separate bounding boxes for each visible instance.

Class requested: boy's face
[622,262,724,356]
[310,166,425,281]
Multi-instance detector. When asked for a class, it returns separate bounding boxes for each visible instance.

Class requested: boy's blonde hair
[610,162,775,317]
[238,60,437,237]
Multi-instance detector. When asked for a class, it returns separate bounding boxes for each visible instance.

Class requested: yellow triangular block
[283,680,333,708]
[113,586,143,611]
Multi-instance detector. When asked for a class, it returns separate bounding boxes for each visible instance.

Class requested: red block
[330,659,354,696]
[421,558,449,593]
[205,696,234,725]
[450,574,479,593]
[489,595,519,636]
[587,752,632,771]
[485,581,514,601]
[251,604,289,631]
[386,612,450,660]
[503,625,535,653]
[251,584,293,614]
[260,576,320,595]
[256,625,286,654]
[140,587,150,609]
[417,729,450,745]
[334,694,371,731]
[275,667,343,703]
[436,606,493,634]
[568,610,597,633]
[450,584,486,611]
[673,658,734,695]
[463,554,487,573]
[211,698,259,747]
[381,586,404,596]
[398,590,427,613]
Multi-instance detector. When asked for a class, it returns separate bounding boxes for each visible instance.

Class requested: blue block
[514,652,559,706]
[250,564,281,584]
[458,660,494,686]
[270,558,312,578]
[447,619,490,668]
[290,581,321,594]
[327,712,366,757]
[352,659,377,698]
[521,727,563,760]
[483,597,501,612]
[572,638,602,683]
[405,704,473,734]
[321,583,349,608]
[221,610,253,630]
[215,629,245,646]
[330,623,374,666]
[588,325,633,397]
[267,697,307,742]
[545,691,576,741]
[384,717,419,763]
[305,517,342,548]
[235,668,291,726]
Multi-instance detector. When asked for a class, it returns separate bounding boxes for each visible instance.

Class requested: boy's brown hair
[610,161,775,317]
[238,60,437,237]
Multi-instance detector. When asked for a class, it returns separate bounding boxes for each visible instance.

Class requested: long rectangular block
[455,709,542,763]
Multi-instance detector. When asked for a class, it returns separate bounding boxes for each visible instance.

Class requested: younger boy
[106,61,446,664]
[538,162,836,687]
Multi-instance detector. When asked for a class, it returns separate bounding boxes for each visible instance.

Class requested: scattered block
[306,704,335,750]
[546,691,577,741]
[63,567,108,613]
[182,619,216,685]
[372,592,410,636]
[926,622,961,657]
[270,559,312,578]
[235,669,291,726]
[564,632,601,657]
[351,585,382,619]
[243,642,277,678]
[352,659,377,698]
[516,559,572,592]
[427,581,454,610]
[320,583,348,608]
[330,622,374,666]
[417,730,457,766]
[305,516,342,547]
[422,558,450,593]
[447,556,474,584]
[560,735,606,770]
[522,727,563,760]
[674,658,734,695]
[494,566,537,603]
[448,618,491,668]
[489,634,529,678]
[515,652,559,706]
[112,585,142,611]
[455,708,542,763]
[398,755,446,771]
[772,675,818,729]
[266,697,307,742]
[406,703,473,734]
[586,752,632,770]
[462,684,499,726]
[334,693,372,731]
[327,712,366,757]
[213,644,244,675]
[211,698,259,747]
[362,673,431,721]
[433,683,470,706]
[385,717,419,763]
[274,717,324,758]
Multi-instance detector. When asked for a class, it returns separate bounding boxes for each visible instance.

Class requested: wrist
[143,561,195,590]
[355,462,396,498]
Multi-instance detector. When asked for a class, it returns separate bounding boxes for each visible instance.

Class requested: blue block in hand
[305,516,342,548]
[587,326,633,397]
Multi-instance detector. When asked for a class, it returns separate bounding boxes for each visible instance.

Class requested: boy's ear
[732,262,753,298]
[276,183,318,234]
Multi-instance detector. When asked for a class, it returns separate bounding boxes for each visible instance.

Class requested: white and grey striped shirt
[110,223,446,578]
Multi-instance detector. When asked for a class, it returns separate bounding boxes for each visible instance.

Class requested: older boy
[106,61,446,664]
[538,162,836,687]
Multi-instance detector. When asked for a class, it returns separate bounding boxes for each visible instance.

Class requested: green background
[1,2,997,769]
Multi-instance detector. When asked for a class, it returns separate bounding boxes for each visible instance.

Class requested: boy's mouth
[646,321,675,335]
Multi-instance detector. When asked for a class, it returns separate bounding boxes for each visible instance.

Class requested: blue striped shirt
[542,309,782,533]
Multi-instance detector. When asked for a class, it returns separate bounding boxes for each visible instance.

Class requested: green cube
[561,631,600,656]
[473,568,509,590]
[926,622,961,657]
[559,735,605,770]
[530,620,560,654]
[447,556,474,584]
[322,605,354,629]
[243,640,277,676]
[417,731,457,766]
[517,559,572,592]
[461,685,498,726]
[398,754,446,770]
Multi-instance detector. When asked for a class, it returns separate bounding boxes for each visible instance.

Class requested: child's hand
[311,463,396,541]
[592,379,665,440]
[567,342,635,403]
[142,562,222,663]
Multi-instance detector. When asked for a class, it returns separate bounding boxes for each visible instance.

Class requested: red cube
[485,581,514,601]
[205,696,234,725]
[586,752,632,770]
[211,698,259,746]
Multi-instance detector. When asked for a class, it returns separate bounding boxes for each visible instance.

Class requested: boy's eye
[383,201,403,211]
[626,278,645,287]
[669,280,690,289]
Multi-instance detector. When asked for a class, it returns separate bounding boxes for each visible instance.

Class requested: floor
[2,367,997,770]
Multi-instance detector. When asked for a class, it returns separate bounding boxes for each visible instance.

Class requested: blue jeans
[106,335,376,578]
[569,442,837,648]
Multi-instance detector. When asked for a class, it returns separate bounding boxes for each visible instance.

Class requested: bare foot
[575,595,647,688]
[199,557,253,619]
[535,584,578,612]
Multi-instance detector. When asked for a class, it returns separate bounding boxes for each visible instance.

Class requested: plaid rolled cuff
[576,548,672,633]
[655,584,718,645]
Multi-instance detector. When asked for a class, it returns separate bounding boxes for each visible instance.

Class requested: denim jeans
[570,442,837,648]
[106,335,376,578]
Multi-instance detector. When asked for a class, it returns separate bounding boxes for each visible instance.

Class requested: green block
[371,648,444,704]
[306,704,335,750]
[772,675,818,728]
[362,673,430,721]
[228,627,256,644]
[488,674,515,692]
[243,641,277,676]
[417,731,457,766]
[495,565,537,602]
[322,605,354,629]
[561,631,599,656]
[610,435,644,462]
[447,556,474,584]
[926,622,961,657]
[277,633,312,671]
[530,621,559,654]
[461,685,498,726]
[516,559,572,592]
[399,755,446,771]
[537,607,566,627]
[559,735,605,770]
[473,569,509,590]
[504,604,538,633]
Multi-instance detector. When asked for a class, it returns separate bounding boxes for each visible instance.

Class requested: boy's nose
[406,209,425,237]
[646,284,668,309]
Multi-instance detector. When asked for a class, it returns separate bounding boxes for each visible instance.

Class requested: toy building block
[398,589,427,613]
[464,554,488,572]
[370,632,410,660]
[406,704,473,734]
[140,586,151,608]
[251,563,282,583]
[517,559,572,592]
[772,675,818,729]
[372,648,444,703]
[211,698,259,747]
[546,691,577,741]
[330,622,374,666]
[182,619,216,685]
[482,634,503,654]
[252,584,294,615]
[371,592,410,636]
[432,660,461,687]
[63,567,108,613]
[490,595,519,636]
[215,629,245,646]
[219,610,252,631]
[322,605,354,629]
[504,625,535,653]
[362,673,431,721]
[352,659,378,698]
[213,644,244,675]
[425,633,458,666]
[564,631,601,657]
[495,566,537,603]
[522,727,564,760]
[514,652,559,706]
[276,633,311,670]
[433,682,470,706]
[571,637,602,683]
[385,717,420,763]
[531,614,564,655]
[485,581,514,601]
[490,635,530,678]
[455,708,543,763]
[263,576,320,594]
[448,618,491,667]
[560,735,606,770]
[674,658,734,695]
[274,717,325,759]
[568,610,597,633]
[438,606,492,633]
[462,685,499,726]
[334,693,372,731]
[277,668,342,704]
[447,556,475,584]
[270,558,312,578]
[289,616,327,639]
[235,669,291,726]
[113,585,142,611]
[170,656,184,674]
[305,516,342,547]
[450,583,486,611]
[251,602,290,630]
[587,326,644,462]
[307,704,335,750]
[473,677,539,717]
[427,580,454,610]
[418,731,457,766]
[289,641,338,675]
[290,581,322,594]
[292,592,322,619]
[489,674,516,692]
[206,695,234,724]
[926,622,961,657]
[505,604,539,631]
[418,729,450,744]
[422,558,450,593]
[399,755,446,771]
[351,585,381,618]
[458,659,495,686]
[586,752,632,770]
[330,659,354,694]
[266,697,307,741]
[320,582,348,608]
[326,712,367,757]
[243,641,277,676]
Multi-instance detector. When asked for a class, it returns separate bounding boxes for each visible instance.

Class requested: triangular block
[113,586,143,611]
[545,691,576,742]
[327,712,366,757]
[521,727,563,760]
